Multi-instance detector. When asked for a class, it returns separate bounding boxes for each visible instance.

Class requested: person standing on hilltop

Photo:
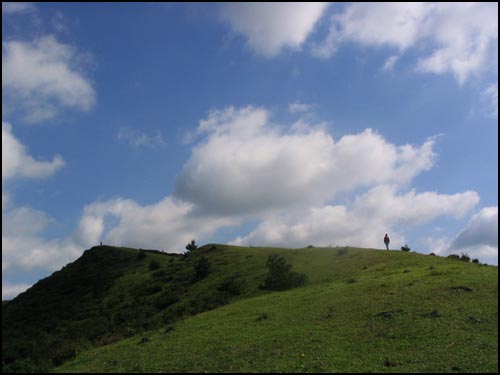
[384,234,390,251]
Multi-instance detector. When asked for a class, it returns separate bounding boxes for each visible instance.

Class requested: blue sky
[2,2,498,299]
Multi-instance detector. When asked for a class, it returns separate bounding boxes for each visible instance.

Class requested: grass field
[54,245,498,373]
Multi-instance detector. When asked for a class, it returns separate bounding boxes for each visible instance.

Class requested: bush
[460,253,471,262]
[217,275,245,296]
[51,347,76,367]
[155,290,180,310]
[401,244,411,252]
[260,254,307,291]
[149,259,161,270]
[137,251,147,260]
[448,254,460,260]
[336,248,348,256]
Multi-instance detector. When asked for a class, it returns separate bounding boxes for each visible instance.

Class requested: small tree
[193,256,211,281]
[260,254,307,291]
[401,244,411,252]
[185,239,198,253]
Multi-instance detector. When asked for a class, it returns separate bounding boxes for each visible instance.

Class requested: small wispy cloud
[288,101,315,114]
[2,2,35,15]
[482,83,498,118]
[382,54,400,72]
[116,127,166,149]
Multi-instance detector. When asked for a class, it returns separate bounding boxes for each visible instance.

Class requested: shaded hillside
[3,245,498,373]
[2,244,271,372]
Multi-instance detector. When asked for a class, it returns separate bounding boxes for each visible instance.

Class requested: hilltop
[2,244,498,373]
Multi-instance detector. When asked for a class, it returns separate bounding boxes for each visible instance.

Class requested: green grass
[53,245,497,373]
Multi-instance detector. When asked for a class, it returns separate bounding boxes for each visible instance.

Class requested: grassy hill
[3,244,498,373]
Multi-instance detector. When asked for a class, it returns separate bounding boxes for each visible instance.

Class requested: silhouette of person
[384,234,390,251]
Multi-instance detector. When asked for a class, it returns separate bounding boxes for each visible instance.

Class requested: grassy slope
[57,246,498,373]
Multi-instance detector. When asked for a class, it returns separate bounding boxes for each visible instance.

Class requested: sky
[2,2,498,300]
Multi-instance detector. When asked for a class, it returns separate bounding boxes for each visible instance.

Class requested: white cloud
[231,185,479,249]
[353,185,479,228]
[2,121,65,181]
[231,204,387,249]
[2,206,52,237]
[2,35,95,123]
[221,2,329,57]
[175,106,437,216]
[451,207,498,250]
[2,235,82,273]
[1,204,81,273]
[116,127,166,149]
[314,2,498,84]
[415,3,498,85]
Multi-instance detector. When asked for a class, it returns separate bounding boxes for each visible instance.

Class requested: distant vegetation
[401,244,411,252]
[2,244,498,373]
[447,252,481,264]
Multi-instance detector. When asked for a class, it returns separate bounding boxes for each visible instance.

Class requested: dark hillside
[2,246,142,371]
[3,245,232,372]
